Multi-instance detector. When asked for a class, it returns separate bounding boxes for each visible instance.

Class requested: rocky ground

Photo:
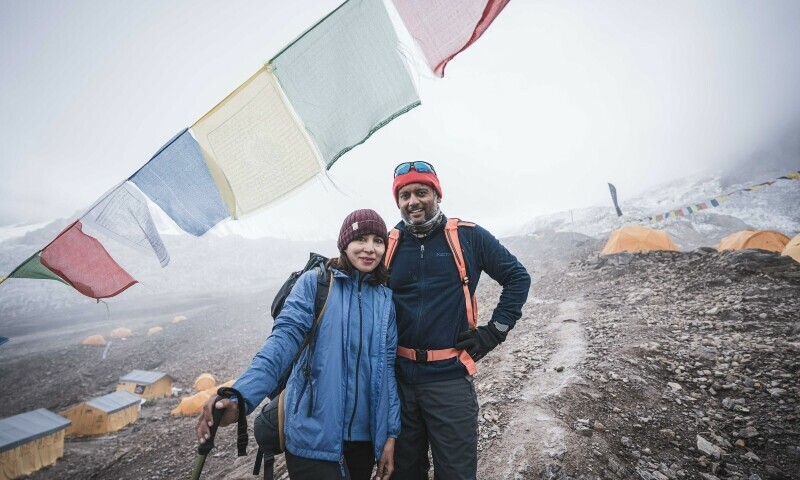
[475,245,800,480]
[1,233,798,479]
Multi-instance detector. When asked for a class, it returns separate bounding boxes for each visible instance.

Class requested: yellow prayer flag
[191,67,322,218]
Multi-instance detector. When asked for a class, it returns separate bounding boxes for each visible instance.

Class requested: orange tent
[171,380,235,416]
[717,230,790,253]
[601,225,678,255]
[171,391,211,416]
[782,233,800,263]
[81,334,106,346]
[110,328,133,338]
[147,326,163,336]
[193,373,216,391]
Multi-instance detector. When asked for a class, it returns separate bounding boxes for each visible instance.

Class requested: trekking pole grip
[197,397,225,456]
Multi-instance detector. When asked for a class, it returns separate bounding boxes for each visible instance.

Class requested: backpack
[254,253,333,479]
[384,218,480,375]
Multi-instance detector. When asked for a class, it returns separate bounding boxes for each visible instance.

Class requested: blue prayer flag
[129,129,229,236]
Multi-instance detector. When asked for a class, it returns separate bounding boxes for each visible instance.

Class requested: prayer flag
[0,252,69,285]
[392,0,510,77]
[129,129,229,236]
[40,221,137,299]
[271,0,421,167]
[607,183,623,217]
[82,182,170,267]
[710,198,720,207]
[192,67,322,217]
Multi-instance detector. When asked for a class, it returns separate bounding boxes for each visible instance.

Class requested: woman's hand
[195,397,239,444]
[374,437,395,480]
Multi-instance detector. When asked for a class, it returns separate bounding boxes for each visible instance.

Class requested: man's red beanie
[392,167,443,204]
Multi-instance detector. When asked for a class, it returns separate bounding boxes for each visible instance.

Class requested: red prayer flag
[40,221,137,299]
[393,0,510,77]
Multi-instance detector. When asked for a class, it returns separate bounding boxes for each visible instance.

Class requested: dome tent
[81,335,106,346]
[717,230,789,253]
[193,373,216,391]
[601,225,679,255]
[782,233,800,263]
[110,327,133,338]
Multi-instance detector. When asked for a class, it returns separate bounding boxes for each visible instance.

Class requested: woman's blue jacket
[232,267,400,462]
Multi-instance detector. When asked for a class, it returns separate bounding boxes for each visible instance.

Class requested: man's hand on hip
[455,321,508,361]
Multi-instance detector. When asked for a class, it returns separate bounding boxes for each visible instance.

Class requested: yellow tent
[172,315,187,324]
[81,335,106,346]
[171,380,236,416]
[783,233,800,263]
[110,328,133,338]
[147,326,163,336]
[193,373,216,391]
[601,225,679,255]
[171,391,211,416]
[0,409,70,478]
[203,379,234,395]
[60,391,140,437]
[717,230,790,253]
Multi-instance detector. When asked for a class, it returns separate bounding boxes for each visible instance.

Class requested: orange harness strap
[384,228,401,268]
[397,346,477,376]
[444,218,477,331]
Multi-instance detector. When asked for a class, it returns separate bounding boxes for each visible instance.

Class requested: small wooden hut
[116,370,174,399]
[0,409,70,479]
[60,391,140,437]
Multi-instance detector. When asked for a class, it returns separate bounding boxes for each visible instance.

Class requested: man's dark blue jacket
[388,217,531,384]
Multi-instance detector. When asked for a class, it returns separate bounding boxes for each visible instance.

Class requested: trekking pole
[190,398,225,480]
[190,387,248,480]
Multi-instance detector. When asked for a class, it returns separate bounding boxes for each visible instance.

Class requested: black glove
[455,321,508,362]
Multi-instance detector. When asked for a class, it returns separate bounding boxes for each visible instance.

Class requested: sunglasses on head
[394,161,436,177]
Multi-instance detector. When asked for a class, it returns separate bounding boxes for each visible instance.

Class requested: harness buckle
[414,349,428,363]
[462,275,469,285]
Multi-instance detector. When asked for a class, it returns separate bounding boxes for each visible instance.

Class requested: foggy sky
[2,0,800,239]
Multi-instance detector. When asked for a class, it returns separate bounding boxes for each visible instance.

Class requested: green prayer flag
[3,252,69,285]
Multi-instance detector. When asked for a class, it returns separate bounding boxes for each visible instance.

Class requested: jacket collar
[393,214,448,237]
[331,267,372,283]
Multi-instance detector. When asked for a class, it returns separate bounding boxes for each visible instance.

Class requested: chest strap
[396,346,477,376]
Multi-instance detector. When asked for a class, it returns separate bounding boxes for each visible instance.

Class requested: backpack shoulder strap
[292,268,332,365]
[444,218,478,330]
[384,228,401,268]
[313,266,331,321]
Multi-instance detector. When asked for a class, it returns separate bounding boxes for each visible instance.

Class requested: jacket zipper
[415,237,425,358]
[347,278,364,439]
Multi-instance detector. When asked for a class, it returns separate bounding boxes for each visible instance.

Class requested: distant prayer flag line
[647,170,800,224]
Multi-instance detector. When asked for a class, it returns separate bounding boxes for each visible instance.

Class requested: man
[387,161,531,479]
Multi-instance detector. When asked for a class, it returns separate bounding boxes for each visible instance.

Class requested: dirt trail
[478,299,589,479]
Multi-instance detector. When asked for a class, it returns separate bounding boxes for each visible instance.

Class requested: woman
[196,209,398,480]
